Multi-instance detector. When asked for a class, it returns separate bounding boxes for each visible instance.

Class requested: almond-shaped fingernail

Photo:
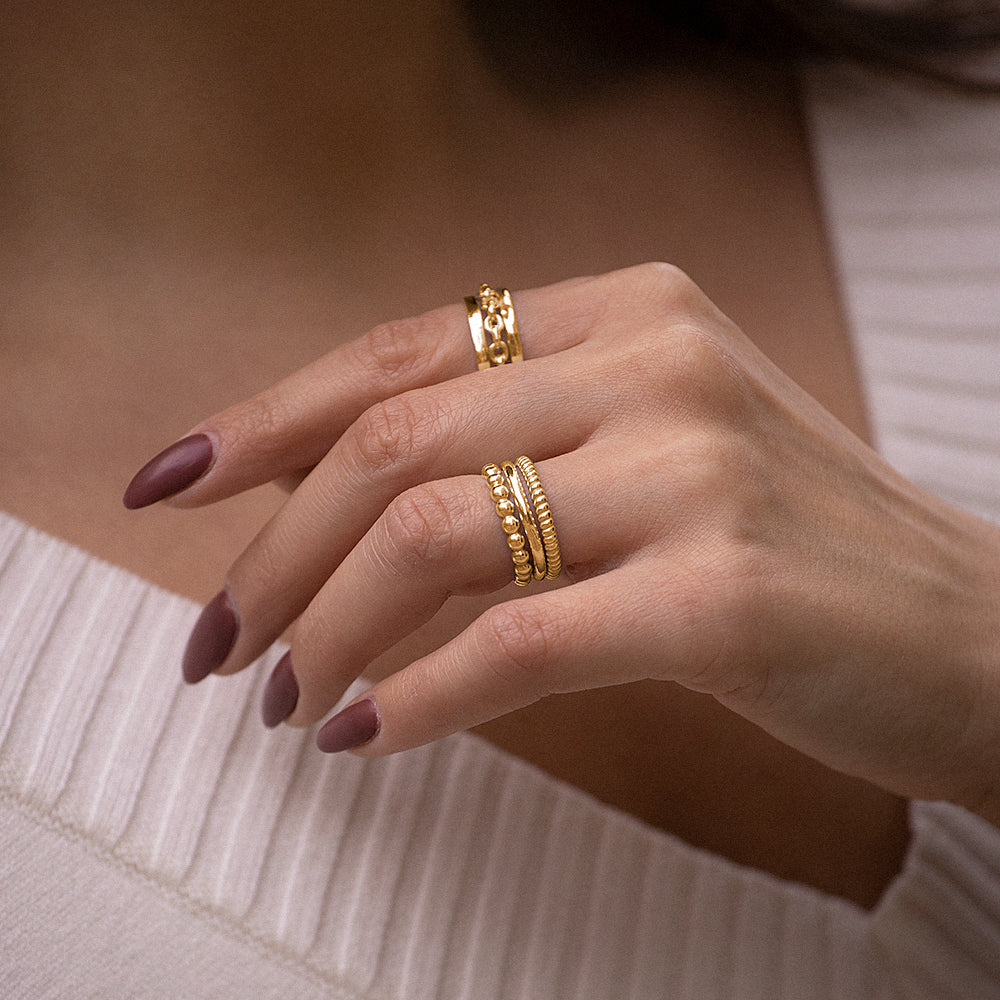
[317,698,380,753]
[123,433,214,509]
[182,588,238,684]
[261,651,299,728]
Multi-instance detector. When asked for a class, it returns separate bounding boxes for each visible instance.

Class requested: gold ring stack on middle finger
[465,284,523,370]
[482,458,561,587]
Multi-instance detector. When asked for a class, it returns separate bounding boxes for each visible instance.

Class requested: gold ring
[502,461,547,580]
[483,457,560,586]
[482,463,532,586]
[465,284,523,371]
[515,456,561,580]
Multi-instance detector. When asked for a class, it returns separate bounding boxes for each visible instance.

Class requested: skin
[182,265,1000,825]
[4,0,975,907]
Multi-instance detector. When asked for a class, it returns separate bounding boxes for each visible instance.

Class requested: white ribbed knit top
[3,68,1000,998]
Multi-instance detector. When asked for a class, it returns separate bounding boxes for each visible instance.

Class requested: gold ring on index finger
[465,284,523,370]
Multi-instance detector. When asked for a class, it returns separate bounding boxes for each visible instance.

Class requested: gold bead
[484,454,537,587]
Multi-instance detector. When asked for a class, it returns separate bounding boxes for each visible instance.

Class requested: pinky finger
[317,571,652,756]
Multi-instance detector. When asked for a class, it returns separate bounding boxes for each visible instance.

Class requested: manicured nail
[261,651,299,728]
[123,433,214,509]
[182,588,238,684]
[317,698,380,753]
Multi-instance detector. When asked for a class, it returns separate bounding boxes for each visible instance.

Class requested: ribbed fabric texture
[806,66,1000,530]
[873,803,1000,999]
[805,64,1000,1000]
[0,511,874,998]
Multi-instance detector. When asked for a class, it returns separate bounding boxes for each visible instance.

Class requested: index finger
[123,276,599,509]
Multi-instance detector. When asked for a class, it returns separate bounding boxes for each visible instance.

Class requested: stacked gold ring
[502,461,546,580]
[465,284,523,370]
[515,456,561,580]
[482,463,533,586]
[482,457,561,587]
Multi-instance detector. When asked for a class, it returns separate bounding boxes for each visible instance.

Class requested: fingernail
[261,651,299,728]
[317,698,380,753]
[123,433,214,509]
[182,588,239,684]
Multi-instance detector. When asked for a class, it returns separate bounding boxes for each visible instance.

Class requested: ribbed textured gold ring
[515,456,562,581]
[483,457,561,586]
[465,284,523,370]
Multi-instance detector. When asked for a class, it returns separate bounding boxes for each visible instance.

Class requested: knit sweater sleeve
[872,801,1000,999]
[805,61,1000,1000]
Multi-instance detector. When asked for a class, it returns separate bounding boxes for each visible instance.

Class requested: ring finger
[267,445,651,728]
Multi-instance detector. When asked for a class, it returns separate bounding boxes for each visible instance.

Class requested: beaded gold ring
[482,463,532,587]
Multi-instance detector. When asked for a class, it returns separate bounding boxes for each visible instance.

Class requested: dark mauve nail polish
[261,651,299,728]
[317,698,380,753]
[123,433,214,509]
[182,588,238,684]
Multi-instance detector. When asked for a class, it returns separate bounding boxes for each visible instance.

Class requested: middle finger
[166,276,602,508]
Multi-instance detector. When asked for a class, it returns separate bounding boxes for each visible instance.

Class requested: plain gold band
[502,461,547,580]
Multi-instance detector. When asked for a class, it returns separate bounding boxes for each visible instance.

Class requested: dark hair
[463,0,1000,95]
[667,0,1000,88]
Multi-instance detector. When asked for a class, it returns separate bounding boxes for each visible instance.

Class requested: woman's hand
[125,264,1000,820]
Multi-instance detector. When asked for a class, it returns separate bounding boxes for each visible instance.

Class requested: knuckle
[356,313,438,383]
[615,267,750,417]
[231,390,292,452]
[635,261,702,310]
[381,483,464,571]
[481,603,555,687]
[670,425,748,499]
[639,259,689,286]
[646,322,753,421]
[350,394,443,477]
[358,318,421,380]
[677,324,742,384]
